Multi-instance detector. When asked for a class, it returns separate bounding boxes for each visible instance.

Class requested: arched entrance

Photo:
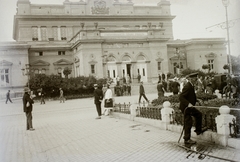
[136,54,147,82]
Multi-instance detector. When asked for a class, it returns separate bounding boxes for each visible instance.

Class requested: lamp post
[222,0,233,75]
[175,48,181,74]
[21,64,30,88]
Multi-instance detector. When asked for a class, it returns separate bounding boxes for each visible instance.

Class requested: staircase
[111,82,158,96]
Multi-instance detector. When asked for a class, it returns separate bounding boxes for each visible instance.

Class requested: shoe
[29,128,35,131]
[195,127,208,135]
[184,139,196,144]
[95,116,101,119]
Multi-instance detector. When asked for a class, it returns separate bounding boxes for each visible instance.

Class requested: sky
[0,0,239,56]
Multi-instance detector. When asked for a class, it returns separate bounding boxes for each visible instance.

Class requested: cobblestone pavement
[0,95,239,162]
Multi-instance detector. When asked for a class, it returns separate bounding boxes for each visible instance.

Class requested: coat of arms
[91,0,109,14]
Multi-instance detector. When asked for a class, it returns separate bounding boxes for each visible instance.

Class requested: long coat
[179,82,197,112]
[94,88,103,104]
[23,92,34,112]
[139,84,145,94]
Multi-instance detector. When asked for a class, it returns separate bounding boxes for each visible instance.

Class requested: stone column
[215,105,236,136]
[130,101,139,121]
[161,101,174,130]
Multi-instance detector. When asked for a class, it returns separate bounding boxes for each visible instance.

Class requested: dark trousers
[6,97,12,103]
[139,93,148,103]
[25,112,33,130]
[183,107,202,141]
[95,103,102,116]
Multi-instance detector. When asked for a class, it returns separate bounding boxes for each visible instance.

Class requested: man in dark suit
[138,81,149,104]
[22,87,35,131]
[179,73,207,144]
[93,84,103,119]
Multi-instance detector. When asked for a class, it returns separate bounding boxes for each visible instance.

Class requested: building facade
[0,0,228,93]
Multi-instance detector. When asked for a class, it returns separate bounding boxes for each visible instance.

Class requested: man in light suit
[179,73,207,144]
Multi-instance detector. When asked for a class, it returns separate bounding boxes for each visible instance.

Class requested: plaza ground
[0,94,239,162]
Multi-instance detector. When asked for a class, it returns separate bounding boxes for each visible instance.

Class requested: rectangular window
[158,62,161,70]
[60,26,67,40]
[143,69,145,76]
[39,52,43,56]
[52,26,58,40]
[91,65,95,74]
[208,59,214,70]
[0,69,10,87]
[113,70,115,78]
[32,26,38,41]
[41,26,47,41]
[58,51,65,55]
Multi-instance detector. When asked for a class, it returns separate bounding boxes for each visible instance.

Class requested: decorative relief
[91,0,109,14]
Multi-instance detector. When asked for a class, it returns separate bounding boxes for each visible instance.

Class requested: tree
[63,67,72,78]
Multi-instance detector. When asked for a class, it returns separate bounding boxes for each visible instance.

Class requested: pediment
[53,59,73,65]
[0,60,13,66]
[30,60,50,66]
[89,60,98,64]
[205,53,216,58]
[156,58,164,62]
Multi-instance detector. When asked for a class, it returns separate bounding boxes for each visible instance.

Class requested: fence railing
[113,102,131,114]
[113,102,240,138]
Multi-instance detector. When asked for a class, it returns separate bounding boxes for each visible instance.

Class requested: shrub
[196,92,217,101]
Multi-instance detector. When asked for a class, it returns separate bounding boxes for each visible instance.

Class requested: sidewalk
[0,95,239,162]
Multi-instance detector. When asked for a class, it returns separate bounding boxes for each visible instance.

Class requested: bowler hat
[186,72,198,78]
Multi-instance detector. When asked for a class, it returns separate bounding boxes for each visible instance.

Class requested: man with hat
[138,81,149,104]
[179,72,207,144]
[22,87,35,131]
[93,84,103,119]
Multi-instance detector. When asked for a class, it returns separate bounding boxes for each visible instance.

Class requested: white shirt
[104,88,112,99]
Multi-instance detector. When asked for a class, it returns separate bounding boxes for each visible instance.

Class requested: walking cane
[178,107,188,143]
[177,100,202,143]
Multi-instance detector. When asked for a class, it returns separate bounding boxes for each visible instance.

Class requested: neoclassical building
[0,0,228,92]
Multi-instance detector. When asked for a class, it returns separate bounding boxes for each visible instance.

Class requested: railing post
[215,105,236,137]
[130,101,138,121]
[161,101,174,130]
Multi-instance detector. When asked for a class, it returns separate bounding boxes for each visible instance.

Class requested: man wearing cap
[93,84,103,119]
[179,73,207,144]
[22,87,35,131]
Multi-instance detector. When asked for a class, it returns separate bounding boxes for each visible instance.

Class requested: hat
[23,87,30,92]
[93,84,98,87]
[186,72,198,78]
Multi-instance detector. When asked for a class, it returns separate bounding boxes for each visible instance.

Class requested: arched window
[137,55,146,61]
[122,55,131,62]
[107,55,116,62]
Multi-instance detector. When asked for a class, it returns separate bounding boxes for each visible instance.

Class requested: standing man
[59,88,64,103]
[23,87,35,131]
[157,80,165,98]
[138,81,149,104]
[6,90,13,104]
[137,73,141,83]
[39,88,45,104]
[179,73,207,144]
[93,84,103,119]
[171,78,180,95]
[116,75,120,86]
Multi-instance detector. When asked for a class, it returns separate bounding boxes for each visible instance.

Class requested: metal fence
[113,102,240,137]
[113,102,131,114]
[137,106,162,120]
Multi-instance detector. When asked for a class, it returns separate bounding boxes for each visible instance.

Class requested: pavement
[0,94,240,162]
